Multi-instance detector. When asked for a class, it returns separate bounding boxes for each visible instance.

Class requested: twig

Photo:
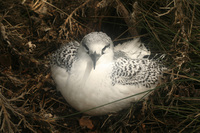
[115,0,138,36]
[64,0,91,31]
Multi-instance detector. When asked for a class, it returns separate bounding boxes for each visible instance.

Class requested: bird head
[80,32,114,69]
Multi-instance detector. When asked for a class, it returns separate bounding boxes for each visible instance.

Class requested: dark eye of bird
[102,44,110,54]
[83,43,89,54]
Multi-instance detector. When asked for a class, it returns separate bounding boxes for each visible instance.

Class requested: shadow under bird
[50,32,166,115]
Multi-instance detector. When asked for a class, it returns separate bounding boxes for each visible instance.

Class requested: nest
[0,0,200,132]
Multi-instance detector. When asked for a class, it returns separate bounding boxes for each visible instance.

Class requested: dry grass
[0,0,200,132]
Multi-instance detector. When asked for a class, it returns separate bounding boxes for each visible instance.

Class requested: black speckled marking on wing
[111,57,165,88]
[51,41,80,71]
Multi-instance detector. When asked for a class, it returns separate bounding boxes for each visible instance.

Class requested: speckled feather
[111,57,165,87]
[51,41,80,72]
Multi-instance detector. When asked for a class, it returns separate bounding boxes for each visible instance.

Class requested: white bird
[51,32,165,115]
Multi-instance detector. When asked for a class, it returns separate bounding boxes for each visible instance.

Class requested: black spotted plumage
[51,41,80,72]
[111,57,166,87]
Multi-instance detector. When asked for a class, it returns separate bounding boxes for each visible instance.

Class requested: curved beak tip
[89,52,100,70]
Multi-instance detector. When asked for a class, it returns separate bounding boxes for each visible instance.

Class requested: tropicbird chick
[51,32,166,115]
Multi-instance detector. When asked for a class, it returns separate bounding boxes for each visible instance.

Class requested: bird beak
[89,52,100,69]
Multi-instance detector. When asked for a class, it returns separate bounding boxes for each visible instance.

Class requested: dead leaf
[79,117,94,130]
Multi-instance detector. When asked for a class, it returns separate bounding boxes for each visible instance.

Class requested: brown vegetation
[0,0,200,132]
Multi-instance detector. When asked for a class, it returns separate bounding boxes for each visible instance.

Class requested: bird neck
[97,52,114,66]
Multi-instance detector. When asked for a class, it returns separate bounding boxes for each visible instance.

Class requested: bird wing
[114,38,150,59]
[51,41,80,71]
[111,57,165,88]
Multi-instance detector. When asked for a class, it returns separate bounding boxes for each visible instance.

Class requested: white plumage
[51,32,165,115]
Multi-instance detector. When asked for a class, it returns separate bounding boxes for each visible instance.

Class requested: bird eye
[83,43,89,54]
[102,44,110,54]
